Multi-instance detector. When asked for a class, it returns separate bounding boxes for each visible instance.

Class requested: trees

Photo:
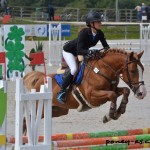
[8,0,150,8]
[9,0,35,6]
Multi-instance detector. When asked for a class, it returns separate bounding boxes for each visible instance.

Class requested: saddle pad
[54,63,85,87]
[54,74,63,87]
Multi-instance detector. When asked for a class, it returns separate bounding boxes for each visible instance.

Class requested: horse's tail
[23,71,45,91]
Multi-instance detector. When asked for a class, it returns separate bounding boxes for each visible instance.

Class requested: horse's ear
[137,50,144,59]
[129,51,134,60]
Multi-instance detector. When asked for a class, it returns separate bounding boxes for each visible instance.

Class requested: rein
[84,53,144,94]
[84,61,117,84]
[83,56,118,88]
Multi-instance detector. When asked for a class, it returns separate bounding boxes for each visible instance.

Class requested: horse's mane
[91,48,131,60]
[102,48,140,62]
[105,48,130,55]
[88,48,131,60]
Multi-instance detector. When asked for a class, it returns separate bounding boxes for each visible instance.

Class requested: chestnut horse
[23,49,147,124]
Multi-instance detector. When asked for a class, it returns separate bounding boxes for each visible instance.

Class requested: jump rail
[57,143,150,150]
[7,128,150,143]
[52,134,150,148]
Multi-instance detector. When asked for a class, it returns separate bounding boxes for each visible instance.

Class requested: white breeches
[63,50,77,75]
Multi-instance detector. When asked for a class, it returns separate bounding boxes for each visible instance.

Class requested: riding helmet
[86,11,102,27]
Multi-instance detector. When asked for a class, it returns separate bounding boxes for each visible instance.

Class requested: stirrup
[57,90,67,104]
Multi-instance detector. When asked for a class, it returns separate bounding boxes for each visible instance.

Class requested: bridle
[120,54,144,94]
[84,52,144,94]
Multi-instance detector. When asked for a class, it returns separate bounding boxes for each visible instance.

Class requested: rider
[57,10,110,104]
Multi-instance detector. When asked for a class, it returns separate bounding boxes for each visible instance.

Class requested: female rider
[57,11,110,104]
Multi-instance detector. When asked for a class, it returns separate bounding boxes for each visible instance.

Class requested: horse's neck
[101,53,126,72]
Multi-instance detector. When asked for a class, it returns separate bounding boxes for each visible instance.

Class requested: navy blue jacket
[63,28,109,56]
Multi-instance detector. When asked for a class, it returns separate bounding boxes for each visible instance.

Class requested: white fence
[0,77,53,150]
[140,24,150,65]
[93,40,140,51]
[48,23,62,66]
[15,77,52,150]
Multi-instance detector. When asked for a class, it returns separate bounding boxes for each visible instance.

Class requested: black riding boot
[57,72,73,104]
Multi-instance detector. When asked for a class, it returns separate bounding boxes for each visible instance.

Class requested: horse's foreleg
[116,87,130,116]
[102,88,130,123]
[89,90,118,123]
[103,100,118,123]
[107,87,130,121]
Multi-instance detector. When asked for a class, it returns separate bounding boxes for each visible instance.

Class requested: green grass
[102,26,140,39]
[27,25,140,41]
[64,25,140,40]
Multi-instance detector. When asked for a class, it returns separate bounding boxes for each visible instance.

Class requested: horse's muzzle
[134,85,147,100]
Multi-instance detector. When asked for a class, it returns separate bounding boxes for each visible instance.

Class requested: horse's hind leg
[52,106,69,117]
[23,117,27,135]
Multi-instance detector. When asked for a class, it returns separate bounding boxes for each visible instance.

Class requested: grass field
[69,25,140,40]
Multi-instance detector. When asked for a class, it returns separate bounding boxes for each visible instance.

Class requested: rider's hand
[88,50,94,55]
[103,47,110,50]
[85,50,94,58]
[89,49,100,55]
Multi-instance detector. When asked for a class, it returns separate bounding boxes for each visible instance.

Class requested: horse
[23,49,147,125]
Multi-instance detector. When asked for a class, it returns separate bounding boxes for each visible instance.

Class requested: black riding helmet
[86,11,102,27]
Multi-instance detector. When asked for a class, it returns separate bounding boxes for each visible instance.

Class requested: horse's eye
[130,70,135,74]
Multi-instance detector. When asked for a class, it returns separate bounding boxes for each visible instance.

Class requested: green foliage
[9,0,40,6]
[28,41,43,54]
[35,41,44,52]
[8,0,150,8]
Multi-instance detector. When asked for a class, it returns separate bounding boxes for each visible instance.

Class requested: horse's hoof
[103,116,108,123]
[103,115,111,123]
[110,113,118,120]
[112,116,118,120]
[121,108,126,114]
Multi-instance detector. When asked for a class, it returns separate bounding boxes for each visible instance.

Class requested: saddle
[55,55,93,112]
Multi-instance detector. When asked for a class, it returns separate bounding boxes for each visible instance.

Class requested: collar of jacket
[87,28,101,35]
